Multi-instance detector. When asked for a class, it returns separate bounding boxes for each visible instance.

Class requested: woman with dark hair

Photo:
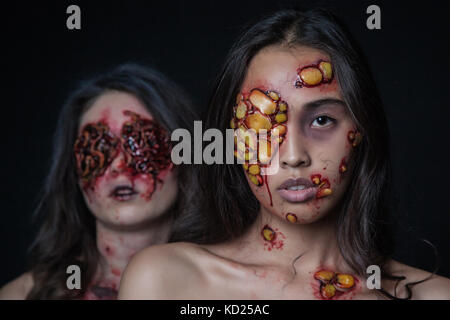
[0,63,196,299]
[119,9,450,299]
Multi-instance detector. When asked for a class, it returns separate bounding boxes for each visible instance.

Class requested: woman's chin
[94,207,164,229]
[259,197,330,224]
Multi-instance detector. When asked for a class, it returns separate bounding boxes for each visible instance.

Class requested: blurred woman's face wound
[74,91,178,228]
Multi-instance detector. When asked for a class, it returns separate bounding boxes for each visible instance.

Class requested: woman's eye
[311,116,335,128]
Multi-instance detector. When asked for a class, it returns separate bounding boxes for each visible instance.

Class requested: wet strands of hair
[295,60,333,88]
[314,269,356,299]
[231,89,288,206]
[74,110,172,200]
[310,174,333,199]
[261,225,285,251]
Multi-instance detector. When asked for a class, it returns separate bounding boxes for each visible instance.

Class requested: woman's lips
[109,185,137,202]
[278,187,317,203]
[277,178,317,203]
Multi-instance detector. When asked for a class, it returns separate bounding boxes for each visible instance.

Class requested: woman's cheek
[135,165,176,201]
[306,128,361,211]
[80,174,109,206]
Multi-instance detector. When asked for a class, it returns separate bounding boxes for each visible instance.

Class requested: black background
[2,0,449,287]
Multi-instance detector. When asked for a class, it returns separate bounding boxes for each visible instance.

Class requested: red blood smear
[105,246,114,256]
[338,157,347,184]
[263,174,273,206]
[295,60,334,88]
[111,268,121,277]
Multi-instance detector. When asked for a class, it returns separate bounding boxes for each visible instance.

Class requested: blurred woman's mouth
[110,185,137,202]
[277,178,317,203]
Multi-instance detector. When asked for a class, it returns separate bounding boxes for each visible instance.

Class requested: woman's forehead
[79,91,153,133]
[244,46,330,86]
[242,46,341,106]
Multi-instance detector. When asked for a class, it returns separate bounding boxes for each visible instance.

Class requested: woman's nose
[110,150,127,174]
[279,131,311,169]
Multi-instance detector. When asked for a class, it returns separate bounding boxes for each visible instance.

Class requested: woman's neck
[90,217,172,298]
[227,206,352,274]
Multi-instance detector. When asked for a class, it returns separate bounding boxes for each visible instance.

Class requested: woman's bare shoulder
[118,242,209,299]
[0,272,34,300]
[385,259,450,300]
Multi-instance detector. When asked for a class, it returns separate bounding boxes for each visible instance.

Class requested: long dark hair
[27,63,196,299]
[171,8,427,299]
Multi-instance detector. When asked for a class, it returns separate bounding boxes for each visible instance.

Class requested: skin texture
[0,91,176,299]
[118,46,450,300]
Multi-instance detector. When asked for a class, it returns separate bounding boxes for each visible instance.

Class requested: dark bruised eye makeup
[74,110,172,191]
[74,122,119,187]
[298,100,346,138]
[311,115,336,128]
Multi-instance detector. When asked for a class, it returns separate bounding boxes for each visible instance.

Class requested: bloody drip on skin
[263,174,273,206]
[74,110,172,201]
[231,89,288,207]
[338,157,348,184]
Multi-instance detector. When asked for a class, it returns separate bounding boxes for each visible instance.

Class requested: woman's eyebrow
[303,98,346,110]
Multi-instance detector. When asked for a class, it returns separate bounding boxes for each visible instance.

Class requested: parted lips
[231,89,288,186]
[295,60,333,88]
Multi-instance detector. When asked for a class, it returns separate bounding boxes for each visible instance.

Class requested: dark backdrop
[2,0,449,287]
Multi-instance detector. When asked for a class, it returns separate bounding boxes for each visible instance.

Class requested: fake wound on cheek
[73,110,172,199]
[230,89,288,206]
[305,128,362,201]
[310,174,333,199]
